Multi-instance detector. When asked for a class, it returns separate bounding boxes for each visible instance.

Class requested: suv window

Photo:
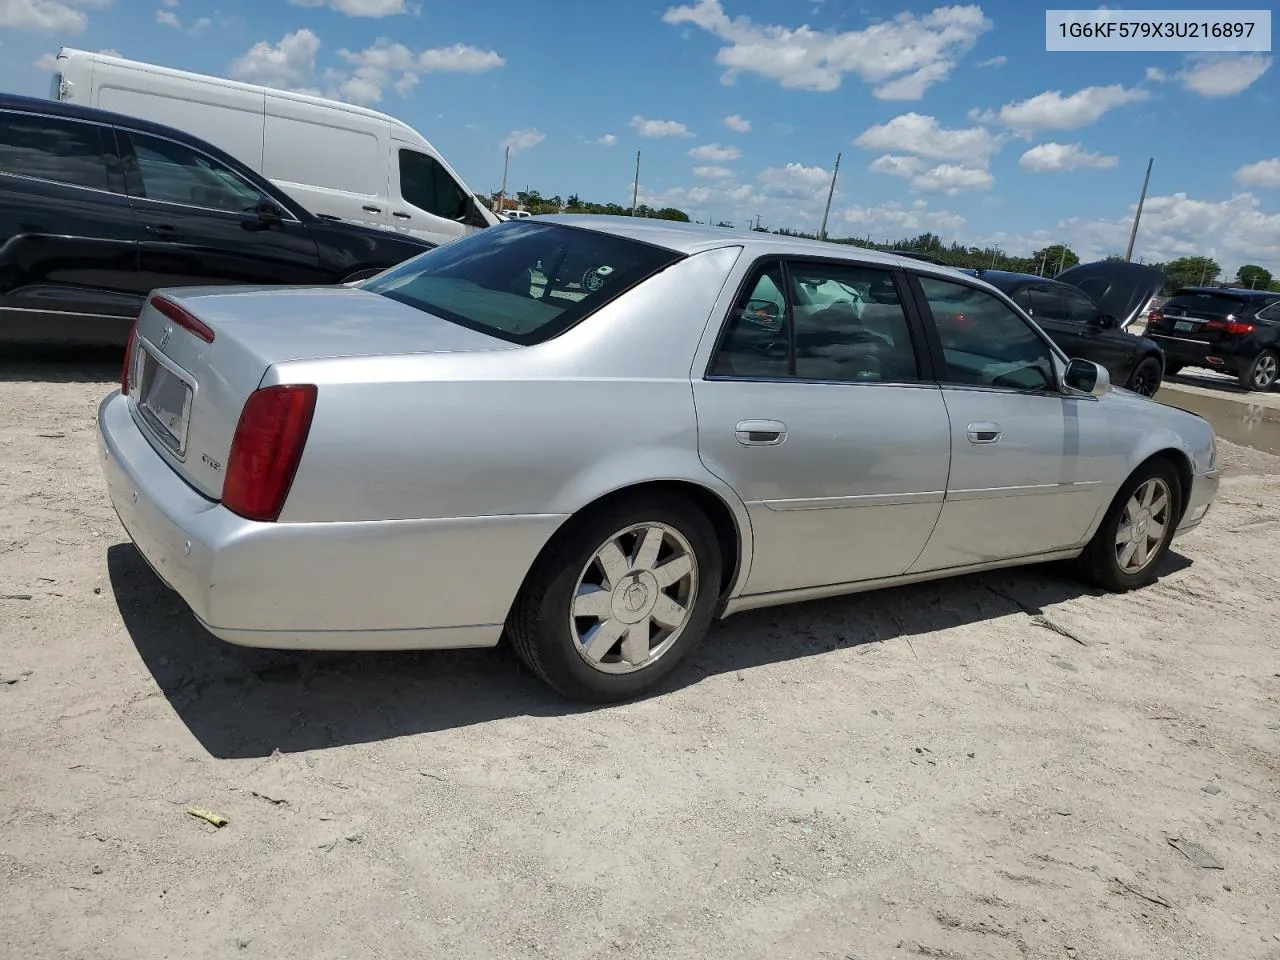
[125,131,269,213]
[712,260,920,383]
[361,220,683,345]
[1257,301,1280,322]
[1059,286,1102,324]
[1164,291,1250,319]
[0,111,110,192]
[918,276,1057,392]
[399,149,469,220]
[1028,285,1069,322]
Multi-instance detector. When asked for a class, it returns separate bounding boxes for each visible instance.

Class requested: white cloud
[188,15,210,33]
[689,142,742,161]
[160,0,177,5]
[1018,142,1119,173]
[693,165,735,178]
[976,55,1006,68]
[853,113,1001,165]
[662,0,991,98]
[229,29,321,92]
[911,163,993,194]
[327,38,504,104]
[596,133,618,146]
[1178,53,1272,98]
[288,0,407,16]
[982,192,1280,276]
[34,51,59,70]
[1145,66,1167,82]
[843,199,966,236]
[758,162,832,198]
[631,116,694,138]
[723,113,751,132]
[1236,159,1280,189]
[501,128,545,154]
[1,0,109,32]
[868,153,925,178]
[972,83,1149,133]
[156,8,179,28]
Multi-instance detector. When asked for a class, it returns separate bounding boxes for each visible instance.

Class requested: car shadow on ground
[1166,371,1251,395]
[0,346,123,384]
[107,542,1193,759]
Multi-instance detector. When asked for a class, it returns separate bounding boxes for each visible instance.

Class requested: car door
[693,257,952,596]
[391,146,489,245]
[116,128,327,293]
[906,273,1114,573]
[0,108,141,344]
[1056,283,1137,377]
[1023,282,1092,357]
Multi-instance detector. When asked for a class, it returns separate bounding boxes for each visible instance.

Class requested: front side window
[918,276,1057,392]
[1028,285,1069,322]
[0,112,110,191]
[711,260,920,383]
[361,220,684,345]
[399,149,469,220]
[126,131,268,213]
[1059,286,1102,324]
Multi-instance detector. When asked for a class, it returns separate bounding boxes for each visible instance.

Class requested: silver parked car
[97,217,1221,702]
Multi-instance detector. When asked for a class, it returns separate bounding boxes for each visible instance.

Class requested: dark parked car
[1144,287,1280,391]
[0,93,436,346]
[962,262,1168,397]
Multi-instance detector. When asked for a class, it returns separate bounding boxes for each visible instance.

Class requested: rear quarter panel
[274,246,748,524]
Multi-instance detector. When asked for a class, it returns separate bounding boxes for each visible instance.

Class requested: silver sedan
[97,216,1221,702]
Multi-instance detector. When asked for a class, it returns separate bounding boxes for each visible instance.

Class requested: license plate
[1174,320,1196,332]
[136,344,193,455]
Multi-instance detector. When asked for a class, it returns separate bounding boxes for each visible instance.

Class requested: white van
[50,48,499,246]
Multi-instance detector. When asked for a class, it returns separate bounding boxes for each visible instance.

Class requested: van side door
[0,107,142,345]
[389,144,488,245]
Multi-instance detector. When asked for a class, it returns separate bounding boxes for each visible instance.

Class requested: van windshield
[360,221,684,345]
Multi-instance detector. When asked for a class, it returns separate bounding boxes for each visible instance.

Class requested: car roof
[964,269,1051,290]
[0,92,212,145]
[538,214,973,280]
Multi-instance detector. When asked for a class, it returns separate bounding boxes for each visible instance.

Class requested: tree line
[480,190,1277,294]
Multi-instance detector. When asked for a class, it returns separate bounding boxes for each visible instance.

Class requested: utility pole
[1124,157,1153,262]
[1056,244,1067,276]
[630,150,640,217]
[818,151,841,241]
[1037,249,1048,276]
[495,145,510,216]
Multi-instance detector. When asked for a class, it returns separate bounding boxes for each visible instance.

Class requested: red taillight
[222,385,317,522]
[1148,310,1163,322]
[121,321,138,395]
[150,294,215,344]
[1226,321,1256,335]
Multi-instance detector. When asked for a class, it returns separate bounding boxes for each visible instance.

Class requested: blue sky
[1,0,1277,274]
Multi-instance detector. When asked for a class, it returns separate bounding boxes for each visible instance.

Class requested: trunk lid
[1054,261,1167,329]
[125,285,516,499]
[1151,289,1256,343]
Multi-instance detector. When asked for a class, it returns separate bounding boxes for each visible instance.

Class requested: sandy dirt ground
[3,355,1279,960]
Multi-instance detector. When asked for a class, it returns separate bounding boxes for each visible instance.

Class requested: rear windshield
[1164,291,1253,318]
[360,220,684,345]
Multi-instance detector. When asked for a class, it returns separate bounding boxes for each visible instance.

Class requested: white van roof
[57,47,432,150]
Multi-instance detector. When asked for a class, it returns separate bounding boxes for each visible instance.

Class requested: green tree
[1161,256,1221,293]
[1236,264,1273,290]
[1031,244,1080,277]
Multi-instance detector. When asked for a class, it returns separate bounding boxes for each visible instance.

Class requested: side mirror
[255,201,284,225]
[1063,358,1110,397]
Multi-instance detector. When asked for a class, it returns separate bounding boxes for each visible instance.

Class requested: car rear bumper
[1148,333,1249,372]
[1174,467,1221,536]
[97,391,567,651]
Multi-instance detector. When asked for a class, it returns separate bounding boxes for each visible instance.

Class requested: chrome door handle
[362,205,382,213]
[966,421,1002,444]
[735,420,787,445]
[392,211,411,219]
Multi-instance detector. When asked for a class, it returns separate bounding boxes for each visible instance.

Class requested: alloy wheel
[1115,477,1172,574]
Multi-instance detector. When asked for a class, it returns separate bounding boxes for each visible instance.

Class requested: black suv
[1144,287,1280,391]
[0,93,439,346]
[964,261,1168,396]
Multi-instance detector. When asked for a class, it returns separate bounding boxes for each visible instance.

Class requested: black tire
[506,494,722,703]
[1163,362,1183,376]
[1073,458,1182,593]
[1126,355,1163,397]
[1238,350,1279,392]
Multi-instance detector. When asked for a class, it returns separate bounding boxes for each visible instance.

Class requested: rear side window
[399,149,469,220]
[361,220,684,345]
[0,112,110,191]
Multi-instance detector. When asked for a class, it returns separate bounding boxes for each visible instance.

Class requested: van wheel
[506,494,721,703]
[1073,458,1181,593]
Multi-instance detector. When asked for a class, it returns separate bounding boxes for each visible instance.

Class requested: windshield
[360,221,684,345]
[1165,291,1253,318]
